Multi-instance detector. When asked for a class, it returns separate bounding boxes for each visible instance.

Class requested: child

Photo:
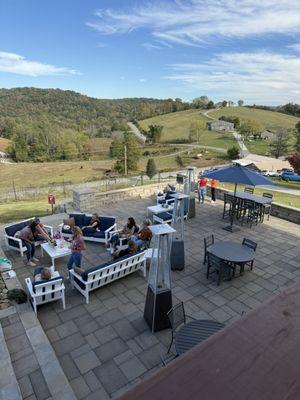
[67,226,86,272]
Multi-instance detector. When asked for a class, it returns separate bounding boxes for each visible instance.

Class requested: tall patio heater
[144,224,175,332]
[170,193,190,271]
[185,166,196,218]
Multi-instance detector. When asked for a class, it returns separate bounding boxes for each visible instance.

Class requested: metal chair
[244,187,254,194]
[206,253,234,286]
[262,193,273,221]
[241,199,260,228]
[223,193,235,219]
[166,302,194,354]
[203,234,214,264]
[242,238,257,271]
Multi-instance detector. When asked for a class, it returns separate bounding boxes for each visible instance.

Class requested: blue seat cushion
[81,250,144,281]
[8,238,21,248]
[165,191,177,200]
[69,213,85,227]
[99,217,115,232]
[5,221,28,237]
[91,231,105,239]
[156,211,173,221]
[73,275,86,290]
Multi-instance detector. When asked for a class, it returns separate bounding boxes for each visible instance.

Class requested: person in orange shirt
[210,179,218,204]
[198,175,208,204]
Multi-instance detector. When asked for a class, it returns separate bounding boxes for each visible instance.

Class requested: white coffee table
[41,239,71,268]
[147,204,173,217]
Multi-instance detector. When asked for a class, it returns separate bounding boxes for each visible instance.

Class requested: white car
[267,171,281,177]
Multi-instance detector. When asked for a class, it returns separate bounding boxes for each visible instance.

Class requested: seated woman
[131,219,152,249]
[33,218,53,243]
[112,240,137,259]
[19,220,40,267]
[109,217,137,253]
[82,213,100,235]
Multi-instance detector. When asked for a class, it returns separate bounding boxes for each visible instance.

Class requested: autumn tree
[270,129,290,158]
[189,120,205,142]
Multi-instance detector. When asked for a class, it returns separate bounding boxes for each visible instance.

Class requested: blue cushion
[83,215,91,226]
[99,217,115,232]
[92,231,105,239]
[81,250,144,281]
[69,213,84,227]
[156,211,173,221]
[165,191,177,200]
[73,275,86,290]
[5,221,28,237]
[8,238,21,248]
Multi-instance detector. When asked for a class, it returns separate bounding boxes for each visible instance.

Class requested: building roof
[233,153,290,171]
[208,120,234,126]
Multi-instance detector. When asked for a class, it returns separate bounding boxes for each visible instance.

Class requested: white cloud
[139,78,147,83]
[288,43,300,52]
[0,51,79,77]
[87,1,300,46]
[165,51,300,103]
[141,42,163,51]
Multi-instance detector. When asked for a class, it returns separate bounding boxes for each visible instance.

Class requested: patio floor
[1,197,300,399]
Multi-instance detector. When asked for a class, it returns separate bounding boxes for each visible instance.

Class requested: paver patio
[1,196,300,399]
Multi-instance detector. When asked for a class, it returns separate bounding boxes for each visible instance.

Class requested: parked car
[281,172,300,182]
[267,171,281,177]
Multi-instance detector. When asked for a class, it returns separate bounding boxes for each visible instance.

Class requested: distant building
[260,130,275,140]
[233,154,291,172]
[207,120,234,132]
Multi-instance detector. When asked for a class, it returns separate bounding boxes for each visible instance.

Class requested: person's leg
[73,253,82,268]
[30,243,35,259]
[67,253,75,270]
[22,240,31,261]
[202,188,206,203]
[82,227,95,235]
[197,189,201,202]
[212,188,216,202]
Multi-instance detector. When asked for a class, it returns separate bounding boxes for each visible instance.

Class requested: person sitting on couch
[34,267,52,282]
[109,217,137,253]
[19,220,40,267]
[112,240,137,259]
[33,218,53,243]
[82,213,100,235]
[130,219,152,249]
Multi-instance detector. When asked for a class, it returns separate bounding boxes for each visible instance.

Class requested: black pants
[211,187,216,202]
[22,240,35,261]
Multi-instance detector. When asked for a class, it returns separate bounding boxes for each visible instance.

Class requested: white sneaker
[32,257,39,262]
[27,261,36,267]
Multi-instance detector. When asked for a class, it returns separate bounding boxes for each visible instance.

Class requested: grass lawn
[209,107,299,131]
[139,109,237,148]
[220,183,300,209]
[245,139,271,155]
[0,199,55,224]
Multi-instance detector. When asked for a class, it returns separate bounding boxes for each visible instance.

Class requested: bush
[146,158,157,179]
[227,146,240,160]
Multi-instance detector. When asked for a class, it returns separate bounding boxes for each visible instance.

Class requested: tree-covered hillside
[0,87,190,161]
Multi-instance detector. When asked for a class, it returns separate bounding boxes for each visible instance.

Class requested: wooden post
[124,145,128,175]
[12,180,17,201]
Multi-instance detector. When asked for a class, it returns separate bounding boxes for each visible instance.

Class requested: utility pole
[124,145,128,175]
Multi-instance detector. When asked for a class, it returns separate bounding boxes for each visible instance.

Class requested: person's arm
[36,225,51,241]
[88,221,98,228]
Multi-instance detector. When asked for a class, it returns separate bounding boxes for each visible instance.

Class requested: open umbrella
[202,164,276,231]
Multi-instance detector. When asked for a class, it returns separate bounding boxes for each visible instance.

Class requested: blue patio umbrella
[202,164,276,231]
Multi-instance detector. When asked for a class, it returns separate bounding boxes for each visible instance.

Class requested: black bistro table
[175,320,225,355]
[208,241,255,264]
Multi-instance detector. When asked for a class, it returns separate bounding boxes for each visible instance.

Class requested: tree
[176,155,184,167]
[222,100,228,108]
[113,133,141,173]
[192,96,210,109]
[287,152,300,173]
[110,138,123,158]
[189,120,205,142]
[295,121,300,152]
[227,146,240,160]
[146,158,157,179]
[238,100,244,107]
[270,128,290,158]
[238,120,261,141]
[206,100,214,109]
[148,125,163,144]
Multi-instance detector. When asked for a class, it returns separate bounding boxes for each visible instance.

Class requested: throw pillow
[14,230,21,238]
[63,217,75,228]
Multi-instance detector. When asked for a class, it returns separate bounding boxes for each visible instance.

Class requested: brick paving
[1,197,300,399]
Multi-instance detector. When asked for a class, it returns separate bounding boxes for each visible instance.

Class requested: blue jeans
[198,187,206,203]
[131,236,146,248]
[67,252,82,270]
[82,227,96,235]
[110,233,120,246]
[22,240,35,261]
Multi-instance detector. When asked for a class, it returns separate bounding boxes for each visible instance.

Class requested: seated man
[131,219,152,249]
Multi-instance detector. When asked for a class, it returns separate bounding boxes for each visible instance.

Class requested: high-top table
[229,191,272,205]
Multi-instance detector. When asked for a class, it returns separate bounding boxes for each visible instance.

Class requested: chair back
[207,252,223,270]
[224,193,234,203]
[33,278,64,304]
[204,235,214,252]
[243,199,255,210]
[242,238,257,251]
[244,187,254,194]
[167,302,186,333]
[262,193,273,199]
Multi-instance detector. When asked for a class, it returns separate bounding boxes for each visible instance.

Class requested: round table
[175,320,225,355]
[208,241,255,264]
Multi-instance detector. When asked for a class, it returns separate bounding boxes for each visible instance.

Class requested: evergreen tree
[146,158,157,179]
[227,146,240,160]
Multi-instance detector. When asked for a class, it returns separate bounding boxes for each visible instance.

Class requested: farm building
[261,130,275,139]
[207,120,234,132]
[233,154,291,172]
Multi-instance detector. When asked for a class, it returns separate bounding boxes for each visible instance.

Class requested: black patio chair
[223,193,235,220]
[241,199,260,228]
[262,193,273,221]
[166,302,195,354]
[203,234,214,264]
[244,187,254,194]
[242,238,257,271]
[206,252,234,286]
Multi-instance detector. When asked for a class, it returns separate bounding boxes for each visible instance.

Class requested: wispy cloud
[0,51,79,77]
[287,43,300,52]
[165,51,300,103]
[141,42,163,51]
[87,1,300,46]
[139,78,147,83]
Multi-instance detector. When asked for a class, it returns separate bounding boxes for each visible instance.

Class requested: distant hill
[0,87,190,161]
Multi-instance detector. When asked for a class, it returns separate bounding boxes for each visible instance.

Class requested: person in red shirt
[198,175,208,204]
[210,179,218,204]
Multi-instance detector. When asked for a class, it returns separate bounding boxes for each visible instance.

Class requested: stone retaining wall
[73,182,174,212]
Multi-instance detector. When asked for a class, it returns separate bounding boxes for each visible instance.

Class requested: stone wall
[73,182,174,212]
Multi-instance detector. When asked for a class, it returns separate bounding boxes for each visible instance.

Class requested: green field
[209,107,299,130]
[139,109,237,148]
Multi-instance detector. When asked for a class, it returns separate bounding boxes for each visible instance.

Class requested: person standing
[198,175,208,204]
[67,226,86,272]
[210,179,218,204]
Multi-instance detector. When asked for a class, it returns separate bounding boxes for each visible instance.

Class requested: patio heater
[185,166,196,218]
[170,193,190,271]
[144,224,175,332]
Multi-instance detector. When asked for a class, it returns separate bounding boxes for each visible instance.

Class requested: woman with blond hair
[82,213,100,235]
[67,226,86,272]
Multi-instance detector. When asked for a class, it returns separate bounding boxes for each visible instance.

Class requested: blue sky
[0,0,300,104]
